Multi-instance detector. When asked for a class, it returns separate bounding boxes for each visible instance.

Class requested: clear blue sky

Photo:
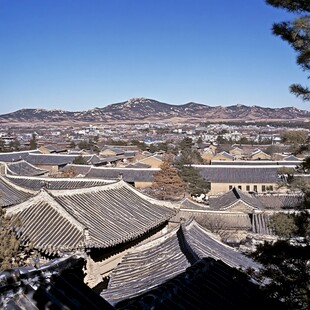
[0,0,308,114]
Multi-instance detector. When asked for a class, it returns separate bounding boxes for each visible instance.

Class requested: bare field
[0,117,309,128]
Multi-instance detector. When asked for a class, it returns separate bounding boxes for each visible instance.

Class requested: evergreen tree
[0,208,38,271]
[0,138,5,152]
[266,0,310,101]
[9,138,20,151]
[72,155,88,165]
[251,210,310,309]
[78,140,89,150]
[176,137,210,196]
[152,154,184,200]
[177,165,210,196]
[251,239,310,309]
[29,133,38,150]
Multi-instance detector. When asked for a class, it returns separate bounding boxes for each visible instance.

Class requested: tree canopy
[0,208,38,271]
[252,209,310,309]
[152,153,185,200]
[29,133,38,150]
[266,0,310,101]
[176,137,210,196]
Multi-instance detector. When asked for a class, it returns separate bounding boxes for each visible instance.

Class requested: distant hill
[0,98,309,123]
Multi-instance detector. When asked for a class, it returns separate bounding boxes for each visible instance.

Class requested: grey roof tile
[26,154,82,166]
[102,227,190,303]
[6,181,175,253]
[209,188,264,210]
[4,175,110,190]
[6,160,48,176]
[115,257,281,309]
[196,166,278,183]
[0,176,35,207]
[181,219,260,270]
[0,150,37,162]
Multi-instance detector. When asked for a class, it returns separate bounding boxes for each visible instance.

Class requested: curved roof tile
[5,181,175,253]
[102,227,190,304]
[181,219,260,270]
[0,176,35,207]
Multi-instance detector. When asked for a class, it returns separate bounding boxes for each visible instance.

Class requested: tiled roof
[102,219,260,304]
[9,191,86,254]
[101,227,190,303]
[4,175,111,190]
[6,160,48,176]
[6,181,175,253]
[85,167,159,182]
[217,151,234,160]
[0,150,37,162]
[189,212,252,230]
[61,164,158,182]
[0,176,35,207]
[115,257,282,310]
[209,187,264,210]
[196,166,278,183]
[101,147,125,155]
[283,155,302,161]
[180,198,210,210]
[181,219,260,270]
[25,153,81,166]
[211,160,300,167]
[252,213,273,235]
[255,193,303,210]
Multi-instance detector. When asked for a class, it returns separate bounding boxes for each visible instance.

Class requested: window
[229,185,233,190]
[267,185,274,191]
[238,185,242,190]
[262,185,266,192]
[253,185,257,192]
[246,185,250,191]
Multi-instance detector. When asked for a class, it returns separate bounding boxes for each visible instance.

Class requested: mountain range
[0,98,309,123]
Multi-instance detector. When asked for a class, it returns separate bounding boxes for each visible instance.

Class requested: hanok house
[4,180,176,284]
[0,221,281,309]
[61,164,159,188]
[99,146,125,157]
[5,160,48,177]
[211,151,235,161]
[179,187,303,239]
[24,153,81,175]
[137,154,163,168]
[195,165,279,195]
[248,149,271,161]
[229,146,244,160]
[101,218,261,307]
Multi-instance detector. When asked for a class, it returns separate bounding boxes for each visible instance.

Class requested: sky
[0,0,308,114]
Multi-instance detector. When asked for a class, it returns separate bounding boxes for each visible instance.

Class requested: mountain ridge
[0,98,309,123]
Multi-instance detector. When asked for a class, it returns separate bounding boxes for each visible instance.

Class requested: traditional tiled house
[99,146,124,157]
[61,164,159,188]
[5,160,48,176]
[249,149,271,160]
[101,219,260,305]
[229,146,244,159]
[212,151,235,161]
[0,176,35,207]
[180,187,303,237]
[137,154,163,168]
[5,180,176,256]
[25,153,81,175]
[195,165,279,195]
